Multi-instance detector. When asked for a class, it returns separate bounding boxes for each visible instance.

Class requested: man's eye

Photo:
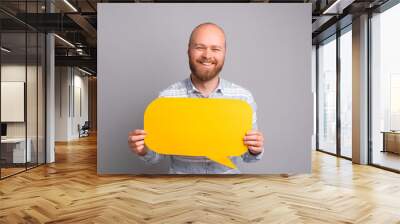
[212,48,221,51]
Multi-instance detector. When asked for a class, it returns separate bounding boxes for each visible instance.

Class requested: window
[317,36,337,154]
[0,1,47,179]
[339,28,352,158]
[371,2,400,171]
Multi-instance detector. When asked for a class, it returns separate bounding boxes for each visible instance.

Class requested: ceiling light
[78,67,93,76]
[63,0,78,12]
[1,47,11,53]
[323,0,342,14]
[54,34,75,48]
[322,0,354,15]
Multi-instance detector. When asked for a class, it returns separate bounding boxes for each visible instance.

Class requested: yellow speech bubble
[144,98,252,169]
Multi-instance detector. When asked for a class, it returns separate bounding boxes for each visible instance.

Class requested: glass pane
[371,3,400,171]
[318,37,337,154]
[340,29,352,158]
[38,32,45,165]
[0,1,46,178]
[312,46,317,150]
[27,31,38,169]
[1,31,27,178]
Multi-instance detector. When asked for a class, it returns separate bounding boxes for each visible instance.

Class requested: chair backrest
[82,121,90,129]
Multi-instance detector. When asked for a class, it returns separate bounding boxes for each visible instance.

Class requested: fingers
[246,130,261,135]
[248,146,263,155]
[134,140,145,148]
[243,135,263,141]
[244,130,264,148]
[133,129,146,135]
[136,144,145,151]
[130,135,146,142]
[129,139,146,155]
[128,129,147,143]
[128,129,148,156]
[243,140,263,147]
[129,142,145,152]
[248,146,262,151]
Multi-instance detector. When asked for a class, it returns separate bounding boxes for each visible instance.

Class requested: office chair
[79,121,90,138]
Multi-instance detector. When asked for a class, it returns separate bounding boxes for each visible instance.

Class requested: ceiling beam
[55,55,96,70]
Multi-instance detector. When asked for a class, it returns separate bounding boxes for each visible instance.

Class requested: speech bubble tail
[207,156,237,169]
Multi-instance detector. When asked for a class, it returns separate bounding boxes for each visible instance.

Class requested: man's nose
[202,48,212,59]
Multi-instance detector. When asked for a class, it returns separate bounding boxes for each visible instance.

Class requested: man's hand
[243,130,264,155]
[128,129,148,156]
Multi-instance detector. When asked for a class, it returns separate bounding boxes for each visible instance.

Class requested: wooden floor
[1,134,400,223]
[1,167,26,178]
[372,150,400,171]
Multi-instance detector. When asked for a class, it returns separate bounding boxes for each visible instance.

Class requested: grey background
[98,3,312,174]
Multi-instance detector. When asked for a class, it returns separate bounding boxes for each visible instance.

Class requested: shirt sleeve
[138,147,166,164]
[241,93,264,163]
[242,149,264,162]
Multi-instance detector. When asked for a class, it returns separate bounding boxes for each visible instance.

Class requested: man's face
[188,25,226,81]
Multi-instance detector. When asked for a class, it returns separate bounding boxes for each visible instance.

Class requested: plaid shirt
[140,77,263,174]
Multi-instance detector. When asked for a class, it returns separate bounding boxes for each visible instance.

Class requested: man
[128,22,264,174]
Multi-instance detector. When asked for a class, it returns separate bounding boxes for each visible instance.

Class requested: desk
[1,138,31,163]
[382,131,400,154]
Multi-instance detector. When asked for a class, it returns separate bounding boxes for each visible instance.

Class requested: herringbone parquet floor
[1,134,400,223]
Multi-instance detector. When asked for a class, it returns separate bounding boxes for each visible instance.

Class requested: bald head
[187,23,227,82]
[188,23,226,48]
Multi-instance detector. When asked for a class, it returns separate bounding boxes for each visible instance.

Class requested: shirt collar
[186,76,224,95]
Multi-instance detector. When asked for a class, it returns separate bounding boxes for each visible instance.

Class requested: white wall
[1,64,41,138]
[55,66,70,141]
[70,72,89,138]
[55,67,89,141]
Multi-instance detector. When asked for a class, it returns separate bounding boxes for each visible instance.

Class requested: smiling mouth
[199,61,214,67]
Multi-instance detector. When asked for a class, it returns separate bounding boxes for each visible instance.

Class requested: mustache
[197,59,216,64]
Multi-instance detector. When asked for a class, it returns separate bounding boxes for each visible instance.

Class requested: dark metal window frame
[0,0,48,180]
[315,23,353,161]
[316,0,400,174]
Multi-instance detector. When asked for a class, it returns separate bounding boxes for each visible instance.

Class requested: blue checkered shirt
[140,77,263,174]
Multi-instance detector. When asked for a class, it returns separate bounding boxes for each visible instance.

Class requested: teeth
[201,62,212,65]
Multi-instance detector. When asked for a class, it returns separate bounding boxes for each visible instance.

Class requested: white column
[352,14,369,164]
[45,0,56,163]
[46,32,55,163]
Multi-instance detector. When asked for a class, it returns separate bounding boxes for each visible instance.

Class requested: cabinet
[0,138,32,164]
[382,132,400,154]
